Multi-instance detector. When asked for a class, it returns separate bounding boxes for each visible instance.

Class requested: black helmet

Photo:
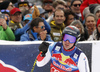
[62,26,80,39]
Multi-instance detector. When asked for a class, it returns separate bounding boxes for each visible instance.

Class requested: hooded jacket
[50,21,65,42]
[20,29,52,41]
[0,26,15,41]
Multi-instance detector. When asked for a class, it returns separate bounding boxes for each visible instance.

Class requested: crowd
[1,0,99,71]
[0,0,100,41]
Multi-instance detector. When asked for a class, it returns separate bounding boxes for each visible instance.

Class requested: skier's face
[63,40,74,50]
[62,34,76,50]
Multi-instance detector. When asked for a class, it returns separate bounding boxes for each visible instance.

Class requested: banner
[0,40,94,72]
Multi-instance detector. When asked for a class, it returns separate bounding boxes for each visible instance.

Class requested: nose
[65,40,70,43]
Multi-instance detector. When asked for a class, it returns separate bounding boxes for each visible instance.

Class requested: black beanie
[71,0,82,6]
[89,4,99,14]
[0,1,10,10]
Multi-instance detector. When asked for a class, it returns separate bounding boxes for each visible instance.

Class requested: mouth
[65,44,69,47]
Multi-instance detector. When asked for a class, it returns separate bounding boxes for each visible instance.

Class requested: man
[70,0,82,20]
[42,0,54,12]
[9,7,28,41]
[18,0,30,10]
[50,9,65,42]
[36,26,90,72]
[42,0,54,19]
[20,17,52,41]
[46,0,66,24]
[9,7,23,31]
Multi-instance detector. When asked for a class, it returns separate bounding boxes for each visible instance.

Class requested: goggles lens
[63,34,76,43]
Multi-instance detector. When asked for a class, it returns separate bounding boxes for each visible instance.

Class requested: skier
[36,26,90,72]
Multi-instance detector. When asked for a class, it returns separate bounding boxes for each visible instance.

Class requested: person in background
[84,13,97,40]
[64,10,75,27]
[50,9,65,42]
[42,0,54,19]
[46,0,66,24]
[32,5,51,34]
[89,4,100,20]
[70,20,86,41]
[70,0,82,21]
[53,0,66,10]
[18,0,30,10]
[64,0,71,10]
[9,7,29,41]
[88,18,100,40]
[0,1,14,11]
[82,7,90,26]
[0,15,15,41]
[9,7,23,32]
[23,14,32,26]
[66,0,71,9]
[20,17,52,41]
[0,9,10,25]
[36,26,90,72]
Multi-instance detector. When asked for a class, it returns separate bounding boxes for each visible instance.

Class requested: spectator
[70,0,82,21]
[46,0,66,24]
[0,10,10,25]
[89,4,100,20]
[50,9,65,42]
[70,20,86,41]
[9,7,23,31]
[82,7,90,26]
[18,0,30,10]
[9,7,28,41]
[42,0,54,19]
[53,0,66,10]
[0,1,15,11]
[23,14,32,26]
[84,13,97,40]
[88,18,100,40]
[64,10,75,26]
[0,17,15,41]
[20,17,52,41]
[65,0,71,10]
[80,0,100,21]
[36,26,90,72]
[32,5,51,34]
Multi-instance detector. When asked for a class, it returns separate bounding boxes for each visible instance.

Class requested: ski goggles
[63,34,76,43]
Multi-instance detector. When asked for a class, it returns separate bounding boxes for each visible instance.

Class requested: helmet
[62,26,80,39]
